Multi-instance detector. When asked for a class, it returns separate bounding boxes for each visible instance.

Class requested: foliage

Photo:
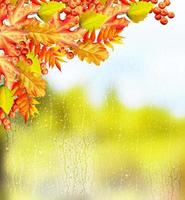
[127,1,154,23]
[0,0,175,129]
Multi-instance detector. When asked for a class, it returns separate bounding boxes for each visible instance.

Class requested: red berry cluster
[61,0,104,14]
[0,104,18,130]
[0,0,15,25]
[7,41,33,66]
[144,0,175,25]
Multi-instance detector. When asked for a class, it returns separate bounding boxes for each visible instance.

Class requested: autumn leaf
[127,2,154,23]
[9,0,39,25]
[23,21,84,47]
[99,0,107,4]
[38,1,66,22]
[0,56,19,88]
[23,21,63,45]
[105,17,129,30]
[16,92,39,122]
[19,72,46,97]
[16,59,46,97]
[26,52,41,74]
[33,45,65,70]
[0,26,25,54]
[80,12,108,31]
[74,42,109,65]
[0,86,14,114]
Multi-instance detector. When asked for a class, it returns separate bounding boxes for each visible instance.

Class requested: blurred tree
[1,86,185,200]
[0,128,7,200]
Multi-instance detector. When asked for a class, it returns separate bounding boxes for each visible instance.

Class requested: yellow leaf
[0,26,25,53]
[80,12,108,31]
[27,52,41,74]
[127,2,154,23]
[17,52,41,74]
[19,72,46,97]
[23,21,62,45]
[74,42,109,65]
[9,0,39,25]
[0,86,14,114]
[38,1,66,22]
[99,0,107,4]
[24,21,83,46]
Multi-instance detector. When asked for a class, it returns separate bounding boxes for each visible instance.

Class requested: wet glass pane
[0,1,184,200]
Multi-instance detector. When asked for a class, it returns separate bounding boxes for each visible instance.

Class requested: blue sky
[47,0,185,117]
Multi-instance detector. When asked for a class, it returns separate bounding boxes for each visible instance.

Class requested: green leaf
[127,2,154,23]
[99,0,107,4]
[17,52,41,74]
[38,1,66,22]
[0,86,14,114]
[80,12,108,31]
[27,52,41,74]
[9,0,17,5]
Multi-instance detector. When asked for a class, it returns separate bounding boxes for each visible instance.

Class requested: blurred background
[0,0,185,199]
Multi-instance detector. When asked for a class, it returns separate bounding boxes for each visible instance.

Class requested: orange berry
[71,10,78,16]
[96,3,104,11]
[42,68,48,75]
[12,104,18,112]
[151,0,158,4]
[0,111,5,119]
[9,112,15,118]
[67,52,74,59]
[164,0,170,6]
[2,118,10,126]
[153,7,161,15]
[155,14,161,20]
[19,41,26,48]
[168,12,175,18]
[26,58,33,65]
[7,3,14,11]
[40,63,46,69]
[160,17,168,25]
[64,7,71,14]
[159,2,166,9]
[21,48,29,55]
[161,9,168,16]
[0,3,6,9]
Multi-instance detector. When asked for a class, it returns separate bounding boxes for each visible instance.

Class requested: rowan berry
[160,17,168,25]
